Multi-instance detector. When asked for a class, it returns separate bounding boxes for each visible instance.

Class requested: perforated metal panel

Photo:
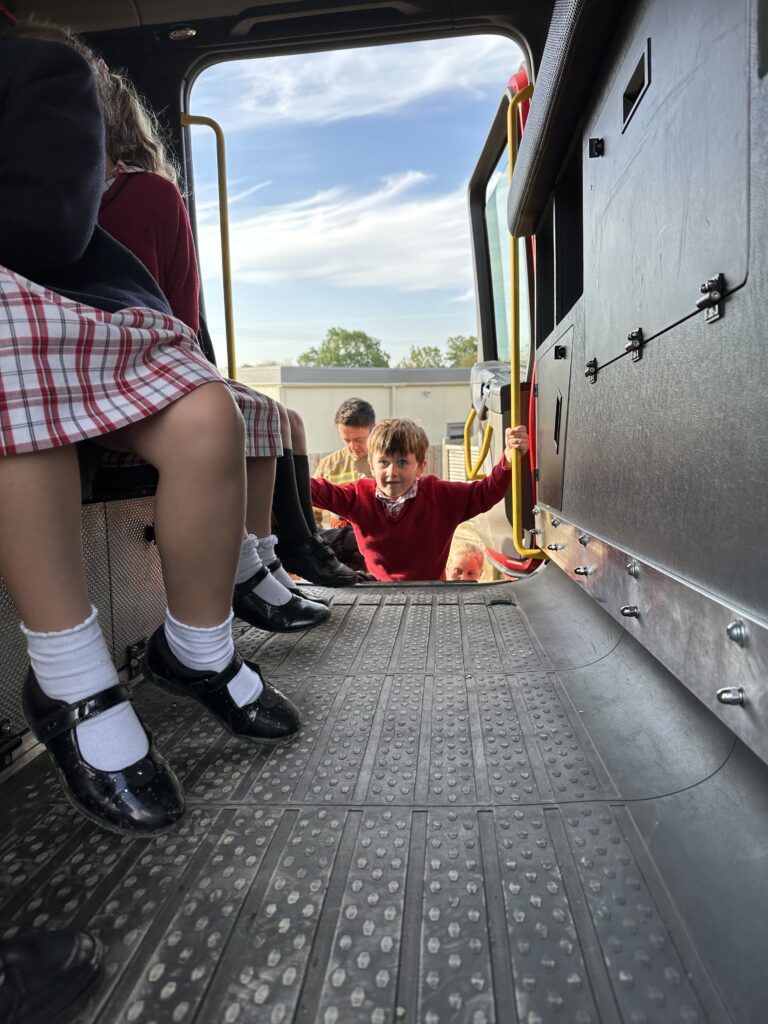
[106,497,166,667]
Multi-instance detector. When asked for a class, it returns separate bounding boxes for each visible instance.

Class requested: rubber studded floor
[0,587,724,1023]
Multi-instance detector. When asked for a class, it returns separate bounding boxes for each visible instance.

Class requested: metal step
[1,574,765,1023]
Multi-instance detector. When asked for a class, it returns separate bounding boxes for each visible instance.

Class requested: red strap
[0,5,18,25]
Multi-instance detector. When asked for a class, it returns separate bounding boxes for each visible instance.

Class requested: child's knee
[178,384,245,464]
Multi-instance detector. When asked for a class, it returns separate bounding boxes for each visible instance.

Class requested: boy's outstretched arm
[310,476,360,520]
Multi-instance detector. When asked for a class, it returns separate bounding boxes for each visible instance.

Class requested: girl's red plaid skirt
[0,267,281,459]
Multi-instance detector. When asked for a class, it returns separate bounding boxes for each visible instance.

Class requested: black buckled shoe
[22,671,185,837]
[142,627,301,745]
[276,534,358,587]
[265,558,330,606]
[233,566,329,632]
[0,929,103,1024]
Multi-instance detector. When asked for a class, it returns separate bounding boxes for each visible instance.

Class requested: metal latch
[584,358,598,383]
[696,273,724,323]
[624,327,643,362]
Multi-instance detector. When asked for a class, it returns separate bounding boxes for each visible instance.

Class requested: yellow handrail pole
[464,407,493,480]
[180,113,237,380]
[506,86,545,559]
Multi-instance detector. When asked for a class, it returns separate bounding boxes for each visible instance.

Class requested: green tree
[396,345,445,368]
[297,327,390,367]
[445,334,478,368]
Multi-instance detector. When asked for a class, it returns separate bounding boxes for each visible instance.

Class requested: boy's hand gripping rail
[507,85,544,560]
[180,113,237,381]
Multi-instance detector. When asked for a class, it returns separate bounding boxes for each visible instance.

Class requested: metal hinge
[696,272,724,323]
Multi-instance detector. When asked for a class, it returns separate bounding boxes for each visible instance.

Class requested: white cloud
[196,180,272,218]
[197,171,474,296]
[193,36,522,129]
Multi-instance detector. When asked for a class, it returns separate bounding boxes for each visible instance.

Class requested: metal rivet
[626,561,639,578]
[578,534,590,546]
[532,506,540,516]
[546,543,565,551]
[717,686,745,706]
[573,566,593,576]
[620,605,640,618]
[551,518,561,528]
[726,620,748,646]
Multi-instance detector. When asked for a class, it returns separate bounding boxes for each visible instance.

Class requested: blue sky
[189,35,522,366]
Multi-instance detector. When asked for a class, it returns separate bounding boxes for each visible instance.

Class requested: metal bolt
[626,560,640,578]
[620,605,640,618]
[532,506,540,517]
[529,527,542,536]
[717,686,745,706]
[578,533,590,546]
[726,620,748,646]
[546,543,565,551]
[573,566,594,576]
[551,518,561,528]
[0,719,11,734]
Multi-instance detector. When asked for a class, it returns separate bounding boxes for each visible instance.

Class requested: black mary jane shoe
[276,533,358,587]
[233,566,330,631]
[265,557,330,606]
[0,929,103,1024]
[142,626,301,745]
[22,671,185,837]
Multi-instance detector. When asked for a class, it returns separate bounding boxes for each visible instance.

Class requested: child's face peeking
[371,449,426,500]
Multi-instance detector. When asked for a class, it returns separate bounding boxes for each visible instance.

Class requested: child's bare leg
[106,383,245,625]
[0,447,182,831]
[0,445,90,632]
[245,456,277,538]
[286,407,307,456]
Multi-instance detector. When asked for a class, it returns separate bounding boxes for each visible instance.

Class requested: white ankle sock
[235,534,262,584]
[21,606,149,772]
[256,534,299,591]
[163,609,263,708]
[237,534,292,606]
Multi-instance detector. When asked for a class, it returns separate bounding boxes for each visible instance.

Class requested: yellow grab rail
[180,113,237,381]
[464,407,493,480]
[506,85,545,560]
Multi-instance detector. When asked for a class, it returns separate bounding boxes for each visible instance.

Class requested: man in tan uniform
[314,398,376,527]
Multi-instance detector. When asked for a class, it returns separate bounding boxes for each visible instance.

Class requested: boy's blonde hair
[368,418,429,464]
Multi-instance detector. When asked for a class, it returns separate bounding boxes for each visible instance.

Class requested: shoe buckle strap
[187,652,245,696]
[36,683,131,743]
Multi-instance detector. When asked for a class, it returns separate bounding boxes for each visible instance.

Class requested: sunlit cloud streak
[197,171,475,296]
[193,36,523,129]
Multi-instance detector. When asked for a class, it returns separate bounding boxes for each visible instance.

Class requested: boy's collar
[375,478,420,515]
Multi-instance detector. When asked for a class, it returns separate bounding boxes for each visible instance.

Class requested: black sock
[272,449,312,545]
[292,453,319,535]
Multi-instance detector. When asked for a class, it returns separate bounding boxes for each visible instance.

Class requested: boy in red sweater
[310,418,529,581]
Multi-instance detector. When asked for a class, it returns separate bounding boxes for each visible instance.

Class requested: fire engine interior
[1,1,766,1021]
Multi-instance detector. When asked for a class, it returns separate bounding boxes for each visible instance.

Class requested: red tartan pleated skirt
[0,268,281,459]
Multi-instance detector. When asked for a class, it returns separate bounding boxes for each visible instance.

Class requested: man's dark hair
[334,398,376,429]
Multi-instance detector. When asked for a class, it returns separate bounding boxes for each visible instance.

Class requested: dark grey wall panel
[533,0,768,623]
[583,0,749,368]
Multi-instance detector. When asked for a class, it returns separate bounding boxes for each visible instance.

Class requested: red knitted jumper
[99,170,200,333]
[311,453,511,581]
